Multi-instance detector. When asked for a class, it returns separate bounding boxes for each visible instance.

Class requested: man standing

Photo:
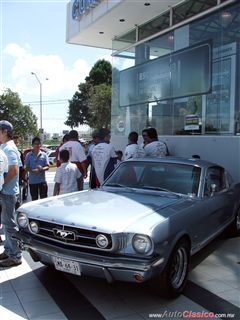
[92,128,117,187]
[142,127,168,157]
[0,120,22,267]
[59,130,87,190]
[124,131,145,160]
[87,131,100,189]
[25,136,49,201]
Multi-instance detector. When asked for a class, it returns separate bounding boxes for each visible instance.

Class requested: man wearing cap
[0,120,22,267]
[91,128,117,187]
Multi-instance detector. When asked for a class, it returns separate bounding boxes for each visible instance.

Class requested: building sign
[185,114,200,131]
[72,0,101,20]
[119,42,211,107]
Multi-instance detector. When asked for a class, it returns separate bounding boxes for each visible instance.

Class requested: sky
[0,0,112,134]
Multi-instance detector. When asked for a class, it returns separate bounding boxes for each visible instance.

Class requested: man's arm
[4,165,18,184]
[53,182,60,196]
[80,160,88,179]
[77,178,81,191]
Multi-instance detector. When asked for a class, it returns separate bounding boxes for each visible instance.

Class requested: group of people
[85,126,169,188]
[0,120,168,269]
[54,126,169,192]
[0,121,53,267]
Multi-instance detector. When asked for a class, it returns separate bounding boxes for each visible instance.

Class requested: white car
[47,150,56,165]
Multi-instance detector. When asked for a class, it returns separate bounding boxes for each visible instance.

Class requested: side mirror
[210,183,217,196]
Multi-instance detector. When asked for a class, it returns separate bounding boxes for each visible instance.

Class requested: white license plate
[53,257,81,275]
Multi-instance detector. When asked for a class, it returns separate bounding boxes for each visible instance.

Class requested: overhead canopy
[66,0,182,50]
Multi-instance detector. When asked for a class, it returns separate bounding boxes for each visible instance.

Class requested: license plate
[53,257,81,275]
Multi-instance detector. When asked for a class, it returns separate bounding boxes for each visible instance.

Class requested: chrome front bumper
[15,233,165,283]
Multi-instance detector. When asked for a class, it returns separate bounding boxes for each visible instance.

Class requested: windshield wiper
[141,185,171,192]
[141,185,181,197]
[104,183,125,188]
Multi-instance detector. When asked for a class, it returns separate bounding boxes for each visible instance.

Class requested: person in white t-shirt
[0,148,8,243]
[53,149,82,196]
[124,131,145,160]
[0,149,8,191]
[142,127,168,157]
[59,130,87,190]
[92,128,117,187]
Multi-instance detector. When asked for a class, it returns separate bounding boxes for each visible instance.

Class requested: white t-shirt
[92,142,117,185]
[0,149,8,191]
[59,140,86,163]
[54,162,82,195]
[144,141,167,157]
[124,143,145,160]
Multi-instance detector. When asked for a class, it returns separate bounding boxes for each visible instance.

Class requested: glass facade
[111,1,240,137]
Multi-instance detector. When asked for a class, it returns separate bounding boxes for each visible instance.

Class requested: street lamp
[31,72,43,131]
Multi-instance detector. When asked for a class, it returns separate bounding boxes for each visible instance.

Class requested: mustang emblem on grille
[53,229,76,240]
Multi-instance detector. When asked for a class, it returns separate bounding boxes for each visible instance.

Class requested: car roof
[125,156,222,169]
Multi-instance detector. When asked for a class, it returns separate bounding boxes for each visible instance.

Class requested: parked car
[42,145,58,151]
[15,157,240,297]
[47,150,56,165]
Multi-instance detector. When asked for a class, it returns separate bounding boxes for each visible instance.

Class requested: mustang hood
[19,189,182,233]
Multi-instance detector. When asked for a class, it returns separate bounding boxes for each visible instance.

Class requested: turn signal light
[134,274,144,282]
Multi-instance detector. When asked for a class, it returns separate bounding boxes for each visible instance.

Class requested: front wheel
[149,239,190,298]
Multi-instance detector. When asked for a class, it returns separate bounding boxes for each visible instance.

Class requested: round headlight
[29,221,39,234]
[17,213,28,228]
[96,234,109,248]
[132,234,152,254]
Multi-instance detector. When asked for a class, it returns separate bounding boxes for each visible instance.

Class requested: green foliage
[0,89,38,139]
[65,59,112,130]
[87,59,112,86]
[88,84,112,130]
[65,82,92,128]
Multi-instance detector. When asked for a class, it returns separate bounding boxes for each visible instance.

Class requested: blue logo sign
[72,0,101,20]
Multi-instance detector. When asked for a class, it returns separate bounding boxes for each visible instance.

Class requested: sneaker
[0,258,22,267]
[0,252,9,260]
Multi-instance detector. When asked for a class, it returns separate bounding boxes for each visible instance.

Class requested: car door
[202,166,234,236]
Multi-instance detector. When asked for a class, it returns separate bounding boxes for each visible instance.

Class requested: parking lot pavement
[0,170,239,319]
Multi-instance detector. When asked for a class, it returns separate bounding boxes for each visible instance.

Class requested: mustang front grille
[28,219,112,250]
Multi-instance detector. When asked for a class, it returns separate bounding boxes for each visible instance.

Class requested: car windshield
[103,161,201,196]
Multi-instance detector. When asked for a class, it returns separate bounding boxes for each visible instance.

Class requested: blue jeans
[0,193,22,260]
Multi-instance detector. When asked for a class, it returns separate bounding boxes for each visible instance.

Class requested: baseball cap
[0,120,13,132]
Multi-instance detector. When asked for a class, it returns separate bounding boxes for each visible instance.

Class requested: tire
[150,238,190,298]
[226,207,240,237]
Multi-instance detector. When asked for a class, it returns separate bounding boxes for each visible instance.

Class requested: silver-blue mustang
[15,157,240,297]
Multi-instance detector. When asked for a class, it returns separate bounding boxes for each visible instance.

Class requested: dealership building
[66,0,240,180]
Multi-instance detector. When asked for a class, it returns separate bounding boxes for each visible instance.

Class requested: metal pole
[40,82,42,130]
[31,72,42,130]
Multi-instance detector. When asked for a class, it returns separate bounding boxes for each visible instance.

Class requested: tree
[88,84,112,130]
[65,82,92,128]
[0,89,38,139]
[87,59,112,86]
[65,59,112,129]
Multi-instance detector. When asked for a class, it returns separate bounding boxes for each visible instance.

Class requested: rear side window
[204,166,226,196]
